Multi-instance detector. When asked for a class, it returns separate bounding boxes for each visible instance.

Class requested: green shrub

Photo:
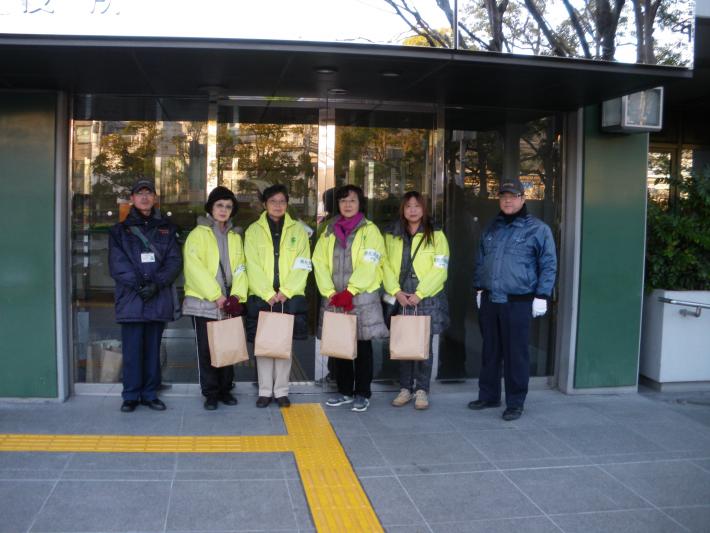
[645,168,710,291]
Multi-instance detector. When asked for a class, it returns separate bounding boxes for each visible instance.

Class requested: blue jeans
[398,336,433,392]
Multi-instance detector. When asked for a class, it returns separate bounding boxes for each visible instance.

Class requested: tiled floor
[1,386,709,532]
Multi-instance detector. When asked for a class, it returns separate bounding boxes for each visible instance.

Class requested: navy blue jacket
[474,210,557,304]
[108,208,183,323]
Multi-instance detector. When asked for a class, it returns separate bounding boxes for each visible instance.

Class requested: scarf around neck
[333,212,364,248]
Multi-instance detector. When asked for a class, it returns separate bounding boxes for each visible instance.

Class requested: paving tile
[662,505,710,532]
[550,509,687,533]
[505,466,649,514]
[286,479,314,530]
[372,432,487,467]
[0,452,71,471]
[462,429,580,461]
[176,452,287,471]
[179,408,281,436]
[0,469,60,480]
[494,456,594,471]
[429,516,561,533]
[384,525,432,533]
[624,421,710,452]
[399,471,541,522]
[590,450,704,465]
[548,425,663,456]
[582,397,687,425]
[174,469,287,481]
[61,469,175,481]
[525,403,615,427]
[694,459,710,472]
[392,462,493,476]
[360,408,457,435]
[361,476,426,527]
[30,480,170,532]
[73,411,184,436]
[0,480,54,533]
[167,479,297,531]
[603,460,710,507]
[356,466,396,477]
[340,435,388,467]
[66,452,175,471]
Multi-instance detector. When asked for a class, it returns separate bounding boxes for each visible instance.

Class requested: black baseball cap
[499,177,524,195]
[131,179,156,194]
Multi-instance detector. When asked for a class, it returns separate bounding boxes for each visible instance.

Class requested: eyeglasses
[134,191,155,197]
[267,199,288,206]
[499,193,523,200]
[213,203,233,211]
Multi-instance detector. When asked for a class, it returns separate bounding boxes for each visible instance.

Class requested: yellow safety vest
[383,229,449,299]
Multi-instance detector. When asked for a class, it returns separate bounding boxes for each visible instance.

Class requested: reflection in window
[335,127,434,226]
[647,151,672,207]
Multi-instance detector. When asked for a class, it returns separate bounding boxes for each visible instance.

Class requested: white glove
[476,290,482,309]
[532,298,547,317]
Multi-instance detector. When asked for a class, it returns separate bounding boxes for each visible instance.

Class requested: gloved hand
[329,290,354,311]
[138,282,158,301]
[532,297,548,317]
[476,290,482,309]
[223,295,245,317]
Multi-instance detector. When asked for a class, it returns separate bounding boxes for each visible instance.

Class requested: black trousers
[333,340,373,398]
[121,322,164,401]
[193,316,234,399]
[478,294,532,409]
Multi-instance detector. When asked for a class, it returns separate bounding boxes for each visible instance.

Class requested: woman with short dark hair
[244,184,311,408]
[313,184,388,413]
[182,186,248,410]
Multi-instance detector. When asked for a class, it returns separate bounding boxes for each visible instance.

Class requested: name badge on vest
[141,252,156,263]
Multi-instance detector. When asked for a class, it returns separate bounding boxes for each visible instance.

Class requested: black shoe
[219,393,238,406]
[256,396,272,408]
[276,396,291,408]
[204,397,218,411]
[468,399,502,410]
[140,398,167,411]
[120,400,139,413]
[502,407,524,421]
[158,383,172,391]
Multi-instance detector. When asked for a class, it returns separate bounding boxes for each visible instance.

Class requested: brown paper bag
[254,310,294,359]
[321,310,357,360]
[207,316,249,367]
[87,340,123,383]
[389,310,431,361]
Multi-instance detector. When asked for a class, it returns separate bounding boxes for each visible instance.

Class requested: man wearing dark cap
[108,179,183,412]
[469,178,557,421]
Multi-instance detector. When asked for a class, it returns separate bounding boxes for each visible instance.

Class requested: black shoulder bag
[382,234,425,328]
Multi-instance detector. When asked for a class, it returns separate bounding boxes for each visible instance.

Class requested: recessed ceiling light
[381,71,400,78]
[315,67,338,74]
[328,88,348,95]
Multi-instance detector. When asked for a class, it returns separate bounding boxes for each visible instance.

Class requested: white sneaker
[326,394,353,407]
[392,388,413,407]
[351,396,370,412]
[414,389,429,410]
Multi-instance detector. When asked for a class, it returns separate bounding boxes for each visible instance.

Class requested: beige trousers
[256,356,291,398]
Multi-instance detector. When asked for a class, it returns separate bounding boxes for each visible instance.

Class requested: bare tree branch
[523,0,572,56]
[562,0,592,58]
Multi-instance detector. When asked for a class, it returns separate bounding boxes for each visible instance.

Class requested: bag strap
[399,234,425,287]
[129,226,163,263]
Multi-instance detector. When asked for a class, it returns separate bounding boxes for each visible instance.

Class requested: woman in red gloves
[313,185,388,412]
[182,186,248,410]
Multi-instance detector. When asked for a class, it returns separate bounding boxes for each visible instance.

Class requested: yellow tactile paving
[0,403,383,533]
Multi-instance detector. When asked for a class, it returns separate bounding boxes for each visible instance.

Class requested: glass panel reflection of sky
[0,0,694,66]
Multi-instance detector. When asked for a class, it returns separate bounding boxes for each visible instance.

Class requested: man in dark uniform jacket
[469,177,557,421]
[108,179,183,412]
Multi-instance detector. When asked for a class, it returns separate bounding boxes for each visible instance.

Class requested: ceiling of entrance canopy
[0,35,691,111]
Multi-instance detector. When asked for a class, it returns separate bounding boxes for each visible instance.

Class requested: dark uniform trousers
[334,340,373,399]
[478,293,533,409]
[193,316,234,399]
[121,322,165,401]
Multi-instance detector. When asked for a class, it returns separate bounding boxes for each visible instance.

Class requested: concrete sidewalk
[1,385,709,533]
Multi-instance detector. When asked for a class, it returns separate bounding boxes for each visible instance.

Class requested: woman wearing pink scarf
[313,185,389,412]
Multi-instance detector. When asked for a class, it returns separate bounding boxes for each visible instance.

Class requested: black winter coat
[108,208,183,323]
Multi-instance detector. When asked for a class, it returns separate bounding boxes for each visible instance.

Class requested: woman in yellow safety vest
[244,184,311,408]
[383,191,450,410]
[313,184,389,413]
[182,186,248,411]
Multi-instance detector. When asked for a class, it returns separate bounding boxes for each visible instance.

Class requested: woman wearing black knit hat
[182,186,248,410]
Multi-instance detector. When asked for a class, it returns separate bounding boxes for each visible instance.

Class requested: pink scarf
[333,213,364,248]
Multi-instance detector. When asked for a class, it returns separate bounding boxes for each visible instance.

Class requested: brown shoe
[256,396,272,408]
[414,390,429,410]
[391,388,412,407]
